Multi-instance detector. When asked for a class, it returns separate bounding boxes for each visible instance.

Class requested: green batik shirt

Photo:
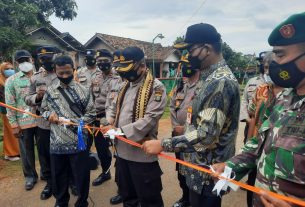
[162,59,240,195]
[227,88,305,207]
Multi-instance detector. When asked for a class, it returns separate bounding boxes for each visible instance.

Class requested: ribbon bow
[211,166,239,196]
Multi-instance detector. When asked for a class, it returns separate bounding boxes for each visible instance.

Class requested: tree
[173,36,185,44]
[0,0,77,61]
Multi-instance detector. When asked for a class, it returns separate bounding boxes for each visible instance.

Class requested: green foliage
[174,36,185,44]
[222,42,253,71]
[0,0,77,60]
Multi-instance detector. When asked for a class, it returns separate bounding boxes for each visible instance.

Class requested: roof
[85,33,177,61]
[26,25,85,52]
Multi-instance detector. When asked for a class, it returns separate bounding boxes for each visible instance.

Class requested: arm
[121,83,167,142]
[169,87,179,129]
[81,92,96,125]
[24,76,40,106]
[240,81,251,122]
[162,79,237,153]
[4,77,18,128]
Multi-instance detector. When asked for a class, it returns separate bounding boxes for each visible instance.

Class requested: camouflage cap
[268,12,305,46]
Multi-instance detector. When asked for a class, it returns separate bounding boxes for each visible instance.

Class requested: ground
[0,119,247,207]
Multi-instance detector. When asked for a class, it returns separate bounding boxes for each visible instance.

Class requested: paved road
[0,119,247,207]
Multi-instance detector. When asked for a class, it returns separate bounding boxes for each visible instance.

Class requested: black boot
[110,194,123,205]
[40,183,52,200]
[172,198,190,207]
[92,172,111,186]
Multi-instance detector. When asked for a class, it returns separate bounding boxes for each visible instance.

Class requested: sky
[50,0,305,55]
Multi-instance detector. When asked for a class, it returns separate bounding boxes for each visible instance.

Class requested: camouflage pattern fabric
[227,88,305,207]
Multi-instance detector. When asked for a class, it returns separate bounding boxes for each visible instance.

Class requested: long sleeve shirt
[226,88,305,207]
[5,71,37,129]
[116,75,167,163]
[162,60,240,194]
[41,80,96,154]
[24,69,57,129]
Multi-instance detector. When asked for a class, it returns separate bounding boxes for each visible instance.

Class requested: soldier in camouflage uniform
[143,23,240,207]
[212,12,305,207]
[24,46,60,200]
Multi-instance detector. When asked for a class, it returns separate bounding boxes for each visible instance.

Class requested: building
[85,33,180,78]
[26,25,86,67]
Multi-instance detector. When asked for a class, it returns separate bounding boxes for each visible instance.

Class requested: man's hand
[48,112,59,124]
[211,162,227,180]
[173,126,184,136]
[142,140,163,155]
[35,89,45,102]
[100,125,115,134]
[12,126,22,138]
[260,191,292,207]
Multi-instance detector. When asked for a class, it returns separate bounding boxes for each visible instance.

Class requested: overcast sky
[50,0,305,54]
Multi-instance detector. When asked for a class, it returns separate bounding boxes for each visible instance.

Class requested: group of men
[3,11,305,207]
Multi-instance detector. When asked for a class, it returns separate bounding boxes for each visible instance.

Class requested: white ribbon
[211,165,239,196]
[59,117,71,130]
[105,128,124,140]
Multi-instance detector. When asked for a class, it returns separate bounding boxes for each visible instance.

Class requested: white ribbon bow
[211,166,239,196]
[105,128,124,140]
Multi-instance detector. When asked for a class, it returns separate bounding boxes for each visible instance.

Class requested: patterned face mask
[269,52,305,88]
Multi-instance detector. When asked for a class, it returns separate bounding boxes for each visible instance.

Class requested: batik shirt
[227,88,305,207]
[162,59,240,194]
[41,80,96,154]
[5,71,37,129]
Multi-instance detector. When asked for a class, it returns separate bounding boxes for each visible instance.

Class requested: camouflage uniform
[227,88,305,207]
[162,60,240,196]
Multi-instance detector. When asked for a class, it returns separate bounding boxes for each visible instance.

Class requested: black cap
[117,47,144,72]
[112,50,121,67]
[36,46,61,59]
[14,50,31,61]
[174,23,221,49]
[96,49,113,59]
[85,49,96,58]
[256,51,267,62]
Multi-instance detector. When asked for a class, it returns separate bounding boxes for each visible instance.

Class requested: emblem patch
[279,24,295,39]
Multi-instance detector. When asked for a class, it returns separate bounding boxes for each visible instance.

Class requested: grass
[161,96,171,119]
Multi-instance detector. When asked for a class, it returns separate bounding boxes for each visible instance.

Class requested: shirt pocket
[78,76,88,85]
[274,115,305,199]
[92,86,100,97]
[175,93,185,110]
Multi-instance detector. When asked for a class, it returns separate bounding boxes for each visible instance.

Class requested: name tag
[186,106,192,124]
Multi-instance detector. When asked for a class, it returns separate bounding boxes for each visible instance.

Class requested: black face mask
[42,62,54,71]
[117,66,141,82]
[85,57,96,67]
[188,46,208,70]
[269,52,305,88]
[97,62,111,71]
[181,63,197,77]
[259,64,264,74]
[58,75,74,85]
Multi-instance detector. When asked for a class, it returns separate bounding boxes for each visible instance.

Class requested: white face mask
[264,74,273,84]
[19,62,34,72]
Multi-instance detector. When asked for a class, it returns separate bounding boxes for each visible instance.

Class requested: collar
[55,79,76,89]
[200,59,226,80]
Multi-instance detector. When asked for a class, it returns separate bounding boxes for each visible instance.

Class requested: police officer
[24,46,60,200]
[212,12,305,207]
[101,46,166,207]
[109,49,123,205]
[170,50,200,207]
[240,52,266,144]
[89,49,122,186]
[75,49,99,88]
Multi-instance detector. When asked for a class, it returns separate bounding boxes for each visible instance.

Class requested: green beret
[268,12,305,46]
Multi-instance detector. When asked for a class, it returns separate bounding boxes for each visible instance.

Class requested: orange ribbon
[1,102,305,206]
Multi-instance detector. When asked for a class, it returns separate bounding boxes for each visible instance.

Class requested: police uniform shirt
[24,68,57,129]
[240,75,265,121]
